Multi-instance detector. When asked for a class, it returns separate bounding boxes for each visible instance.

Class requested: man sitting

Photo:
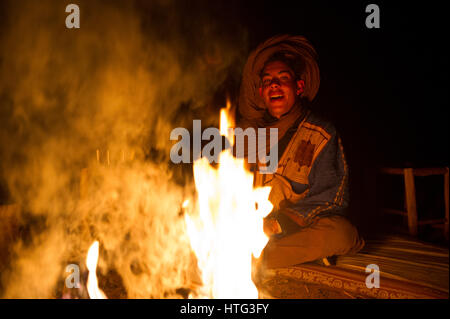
[237,35,364,268]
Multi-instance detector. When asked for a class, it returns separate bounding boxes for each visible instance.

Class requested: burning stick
[96,149,100,164]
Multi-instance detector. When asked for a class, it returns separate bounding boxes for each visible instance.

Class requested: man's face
[259,60,305,119]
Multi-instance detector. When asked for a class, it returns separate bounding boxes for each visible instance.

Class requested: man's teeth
[271,95,283,99]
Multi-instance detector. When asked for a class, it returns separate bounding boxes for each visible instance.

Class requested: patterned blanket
[258,235,448,299]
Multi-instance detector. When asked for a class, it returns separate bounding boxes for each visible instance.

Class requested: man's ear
[296,80,305,95]
[259,87,263,97]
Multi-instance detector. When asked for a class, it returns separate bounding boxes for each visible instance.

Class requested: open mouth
[269,94,284,101]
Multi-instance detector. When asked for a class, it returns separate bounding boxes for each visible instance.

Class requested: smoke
[0,0,248,298]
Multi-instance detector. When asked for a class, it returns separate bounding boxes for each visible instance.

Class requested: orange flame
[185,105,272,298]
[86,241,107,299]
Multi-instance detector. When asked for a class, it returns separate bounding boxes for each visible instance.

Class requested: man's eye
[281,76,289,81]
[263,79,271,85]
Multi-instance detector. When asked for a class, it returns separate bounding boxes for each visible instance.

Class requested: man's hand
[263,218,282,236]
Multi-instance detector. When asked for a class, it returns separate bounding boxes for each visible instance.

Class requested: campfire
[184,106,273,298]
[0,0,268,300]
[71,105,272,300]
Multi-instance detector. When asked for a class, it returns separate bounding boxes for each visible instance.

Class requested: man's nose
[269,78,281,87]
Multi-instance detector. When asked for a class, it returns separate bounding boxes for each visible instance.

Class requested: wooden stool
[379,167,449,239]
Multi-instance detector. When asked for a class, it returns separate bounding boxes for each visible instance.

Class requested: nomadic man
[237,35,365,268]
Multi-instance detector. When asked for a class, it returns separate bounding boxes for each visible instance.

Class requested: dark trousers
[261,215,365,268]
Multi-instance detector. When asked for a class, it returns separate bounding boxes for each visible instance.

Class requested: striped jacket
[255,110,349,228]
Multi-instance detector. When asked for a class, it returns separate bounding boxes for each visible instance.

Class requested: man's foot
[315,256,337,266]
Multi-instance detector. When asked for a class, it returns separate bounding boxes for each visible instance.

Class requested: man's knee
[260,215,364,268]
[318,215,364,255]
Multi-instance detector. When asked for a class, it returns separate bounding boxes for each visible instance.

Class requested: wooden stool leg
[404,168,418,236]
[444,167,449,240]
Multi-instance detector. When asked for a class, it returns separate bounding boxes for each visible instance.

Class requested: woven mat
[258,235,448,299]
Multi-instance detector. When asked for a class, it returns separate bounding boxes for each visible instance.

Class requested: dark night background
[0,0,448,242]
